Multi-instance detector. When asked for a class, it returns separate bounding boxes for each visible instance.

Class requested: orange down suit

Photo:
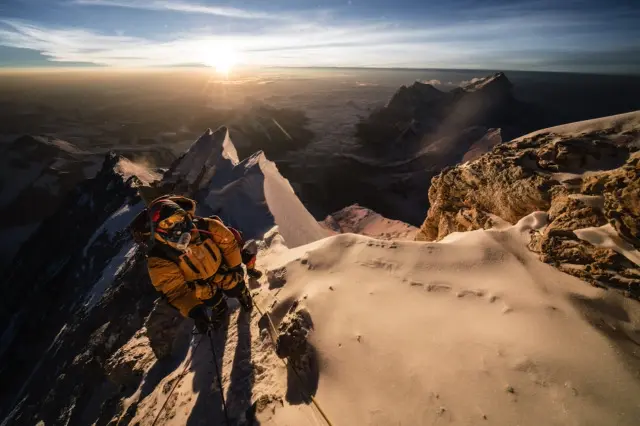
[146,217,243,317]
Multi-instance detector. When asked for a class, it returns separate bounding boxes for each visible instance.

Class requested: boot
[247,268,263,279]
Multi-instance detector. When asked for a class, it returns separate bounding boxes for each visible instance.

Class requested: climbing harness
[252,299,335,426]
[150,336,204,426]
[207,329,230,426]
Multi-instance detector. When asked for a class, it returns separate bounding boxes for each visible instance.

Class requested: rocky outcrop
[417,111,640,297]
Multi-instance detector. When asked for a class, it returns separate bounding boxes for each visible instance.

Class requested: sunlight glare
[202,46,238,76]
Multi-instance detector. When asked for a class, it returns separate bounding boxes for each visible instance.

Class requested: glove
[223,279,253,313]
[226,265,245,283]
[188,305,211,334]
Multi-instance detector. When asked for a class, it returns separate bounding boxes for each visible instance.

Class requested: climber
[133,195,255,334]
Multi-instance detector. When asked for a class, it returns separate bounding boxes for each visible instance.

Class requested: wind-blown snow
[114,158,162,185]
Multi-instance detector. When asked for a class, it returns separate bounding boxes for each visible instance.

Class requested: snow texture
[126,211,640,426]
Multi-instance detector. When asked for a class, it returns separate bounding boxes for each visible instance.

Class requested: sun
[202,46,237,76]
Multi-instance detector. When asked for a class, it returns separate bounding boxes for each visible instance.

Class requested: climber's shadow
[226,311,258,424]
[186,318,229,426]
[139,321,192,399]
[187,306,258,426]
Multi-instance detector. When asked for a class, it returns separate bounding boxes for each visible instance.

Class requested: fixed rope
[252,299,335,426]
[207,329,230,426]
[150,336,203,426]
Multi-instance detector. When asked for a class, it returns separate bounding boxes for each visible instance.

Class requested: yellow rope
[252,299,335,426]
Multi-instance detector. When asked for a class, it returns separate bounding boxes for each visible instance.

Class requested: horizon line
[0,65,638,78]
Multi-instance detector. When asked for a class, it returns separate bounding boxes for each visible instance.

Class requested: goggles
[157,211,188,230]
[156,212,194,250]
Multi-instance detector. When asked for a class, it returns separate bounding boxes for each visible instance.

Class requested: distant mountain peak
[387,80,445,110]
[459,72,513,94]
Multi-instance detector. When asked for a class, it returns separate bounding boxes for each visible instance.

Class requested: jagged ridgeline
[0,126,326,425]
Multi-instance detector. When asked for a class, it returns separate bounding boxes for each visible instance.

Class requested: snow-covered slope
[516,110,640,141]
[252,214,640,425]
[115,212,640,425]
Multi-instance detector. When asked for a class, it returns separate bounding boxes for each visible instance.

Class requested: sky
[0,0,638,73]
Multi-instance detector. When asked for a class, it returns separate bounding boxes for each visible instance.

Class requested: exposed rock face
[105,329,157,387]
[417,111,640,297]
[143,299,186,360]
